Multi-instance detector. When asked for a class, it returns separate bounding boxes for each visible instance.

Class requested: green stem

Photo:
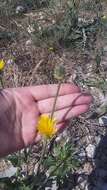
[36,139,47,175]
[0,77,4,88]
[47,81,62,155]
[50,81,62,119]
[36,81,62,179]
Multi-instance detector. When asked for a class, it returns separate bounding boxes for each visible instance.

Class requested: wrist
[0,89,24,157]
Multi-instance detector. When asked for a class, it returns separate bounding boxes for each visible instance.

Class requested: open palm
[3,84,92,154]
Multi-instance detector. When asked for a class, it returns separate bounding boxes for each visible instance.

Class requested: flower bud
[54,65,65,80]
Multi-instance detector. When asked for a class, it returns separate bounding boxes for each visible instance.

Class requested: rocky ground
[1,0,107,189]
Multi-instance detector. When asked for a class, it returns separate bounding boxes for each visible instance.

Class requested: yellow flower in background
[48,47,54,51]
[37,115,57,139]
[0,59,5,71]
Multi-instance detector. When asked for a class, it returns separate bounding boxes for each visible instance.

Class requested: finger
[29,84,80,100]
[56,122,65,131]
[48,104,90,123]
[38,93,92,113]
[35,134,42,143]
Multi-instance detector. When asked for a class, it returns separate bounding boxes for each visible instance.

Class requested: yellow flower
[0,59,5,71]
[48,47,54,51]
[37,115,57,139]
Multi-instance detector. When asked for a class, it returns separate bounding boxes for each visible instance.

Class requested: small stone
[56,135,62,143]
[67,73,77,83]
[99,116,107,127]
[78,178,88,190]
[26,39,32,46]
[86,144,96,159]
[7,59,14,65]
[39,12,42,16]
[38,26,42,31]
[52,20,56,24]
[0,166,17,178]
[83,162,93,175]
[16,6,25,14]
[78,148,86,162]
[77,176,84,184]
[51,180,57,190]
[27,25,35,34]
[40,15,44,19]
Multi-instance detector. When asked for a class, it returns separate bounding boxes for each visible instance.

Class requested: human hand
[0,84,92,155]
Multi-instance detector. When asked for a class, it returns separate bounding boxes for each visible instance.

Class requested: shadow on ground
[88,130,107,190]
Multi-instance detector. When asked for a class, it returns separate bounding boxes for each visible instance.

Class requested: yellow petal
[37,115,57,139]
[0,59,5,71]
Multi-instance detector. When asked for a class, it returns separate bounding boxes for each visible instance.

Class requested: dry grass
[1,0,107,189]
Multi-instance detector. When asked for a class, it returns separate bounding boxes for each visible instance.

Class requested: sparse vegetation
[1,0,107,189]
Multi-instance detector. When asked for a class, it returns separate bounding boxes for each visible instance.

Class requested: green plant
[30,0,103,48]
[0,140,79,190]
[39,142,79,189]
[31,0,80,47]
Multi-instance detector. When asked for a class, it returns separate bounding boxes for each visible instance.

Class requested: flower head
[0,59,5,71]
[37,115,57,139]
